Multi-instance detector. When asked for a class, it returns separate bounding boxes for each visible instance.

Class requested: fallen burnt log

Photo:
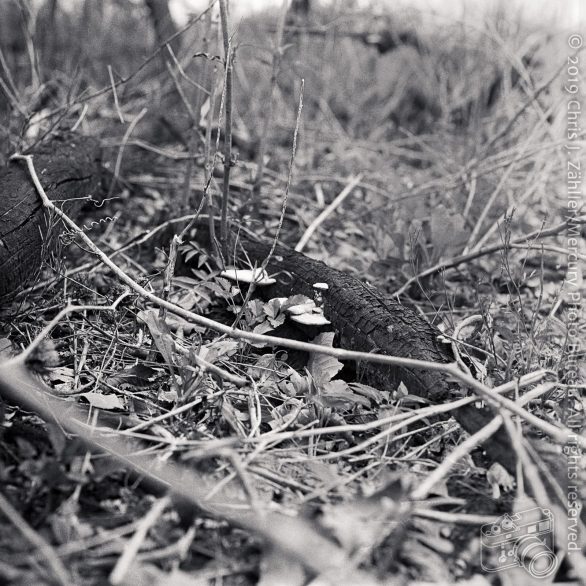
[185,227,572,494]
[0,132,102,299]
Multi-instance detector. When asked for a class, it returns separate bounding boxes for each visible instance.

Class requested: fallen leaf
[106,364,158,388]
[320,380,371,409]
[137,309,176,369]
[80,392,126,411]
[348,382,388,405]
[308,332,343,386]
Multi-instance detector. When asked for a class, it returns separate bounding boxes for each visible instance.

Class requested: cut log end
[0,132,102,300]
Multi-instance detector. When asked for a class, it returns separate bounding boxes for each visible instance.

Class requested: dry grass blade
[218,0,234,257]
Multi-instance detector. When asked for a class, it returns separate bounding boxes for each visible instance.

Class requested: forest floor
[0,2,585,585]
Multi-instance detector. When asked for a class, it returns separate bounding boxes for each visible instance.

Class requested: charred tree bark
[238,238,452,401]
[188,229,569,491]
[0,132,102,299]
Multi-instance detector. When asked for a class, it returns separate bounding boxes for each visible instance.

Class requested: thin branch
[107,65,125,123]
[412,415,503,500]
[295,173,363,252]
[392,215,586,297]
[110,495,171,585]
[183,353,247,387]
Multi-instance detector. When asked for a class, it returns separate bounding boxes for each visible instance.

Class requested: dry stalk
[218,0,233,259]
[107,64,125,124]
[108,108,148,198]
[263,79,304,265]
[252,1,289,201]
[295,173,363,252]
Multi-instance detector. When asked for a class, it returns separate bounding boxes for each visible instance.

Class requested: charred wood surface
[0,132,102,299]
[189,229,566,484]
[239,237,453,401]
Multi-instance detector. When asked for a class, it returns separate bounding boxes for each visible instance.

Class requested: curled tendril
[59,216,117,245]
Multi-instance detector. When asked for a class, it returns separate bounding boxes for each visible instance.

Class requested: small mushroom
[312,282,328,306]
[220,268,276,285]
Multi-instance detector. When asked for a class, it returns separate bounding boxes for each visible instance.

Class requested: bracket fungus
[286,298,331,326]
[220,268,276,285]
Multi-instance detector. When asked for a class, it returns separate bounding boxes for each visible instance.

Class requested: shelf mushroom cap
[286,300,317,315]
[220,268,276,285]
[289,311,331,326]
[313,282,329,290]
